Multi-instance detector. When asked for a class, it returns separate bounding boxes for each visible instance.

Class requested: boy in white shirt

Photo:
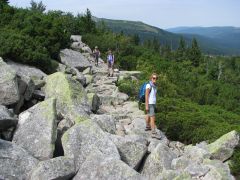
[145,73,161,139]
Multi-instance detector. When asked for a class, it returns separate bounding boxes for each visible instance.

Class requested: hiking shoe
[151,132,161,140]
[145,126,151,131]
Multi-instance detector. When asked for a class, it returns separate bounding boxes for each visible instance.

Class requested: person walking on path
[107,49,115,77]
[93,46,100,66]
[145,73,161,139]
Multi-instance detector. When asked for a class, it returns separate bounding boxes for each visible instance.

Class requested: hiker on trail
[93,46,100,66]
[107,49,115,77]
[145,73,161,139]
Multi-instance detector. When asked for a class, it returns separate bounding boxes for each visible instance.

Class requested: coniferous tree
[30,0,46,13]
[80,8,96,33]
[189,38,201,66]
[176,36,186,61]
[0,0,9,10]
[133,34,140,45]
[161,44,172,59]
[152,37,160,52]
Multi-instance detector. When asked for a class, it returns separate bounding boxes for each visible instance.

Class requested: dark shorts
[108,61,113,68]
[148,104,156,117]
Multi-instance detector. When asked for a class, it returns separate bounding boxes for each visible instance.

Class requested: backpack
[138,82,152,108]
[107,54,114,62]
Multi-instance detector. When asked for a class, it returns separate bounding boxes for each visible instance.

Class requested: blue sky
[9,0,240,29]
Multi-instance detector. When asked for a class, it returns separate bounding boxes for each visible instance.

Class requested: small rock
[30,157,75,180]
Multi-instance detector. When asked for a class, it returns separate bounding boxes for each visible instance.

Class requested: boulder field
[0,36,239,180]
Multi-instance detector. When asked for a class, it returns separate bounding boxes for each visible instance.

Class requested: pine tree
[133,34,140,45]
[152,37,160,52]
[176,36,186,62]
[30,0,46,13]
[189,38,201,67]
[0,0,9,10]
[80,8,96,33]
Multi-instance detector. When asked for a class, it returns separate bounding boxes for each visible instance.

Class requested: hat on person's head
[95,46,98,49]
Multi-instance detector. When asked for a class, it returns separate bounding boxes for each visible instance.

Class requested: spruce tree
[189,38,201,67]
[133,34,140,45]
[0,0,9,10]
[176,36,186,62]
[80,8,96,33]
[30,0,46,13]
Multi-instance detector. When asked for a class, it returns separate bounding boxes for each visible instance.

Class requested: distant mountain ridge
[95,18,182,49]
[95,18,240,55]
[167,26,240,53]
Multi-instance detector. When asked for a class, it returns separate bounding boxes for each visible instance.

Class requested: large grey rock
[142,143,177,179]
[8,60,46,91]
[44,72,90,124]
[73,150,144,180]
[62,120,120,170]
[91,114,116,134]
[60,49,91,71]
[13,98,57,160]
[207,130,239,161]
[202,159,234,180]
[7,60,46,80]
[0,58,19,105]
[0,105,17,131]
[30,157,75,180]
[70,35,82,42]
[71,41,83,50]
[0,139,39,180]
[109,134,148,170]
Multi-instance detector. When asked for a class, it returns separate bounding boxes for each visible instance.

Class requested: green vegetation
[96,18,240,55]
[0,2,95,73]
[1,1,240,175]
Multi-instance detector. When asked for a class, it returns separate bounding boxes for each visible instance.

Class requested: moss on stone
[173,172,192,180]
[207,130,238,156]
[0,59,16,83]
[44,72,87,114]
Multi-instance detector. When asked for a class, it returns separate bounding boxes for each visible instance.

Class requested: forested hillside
[0,0,240,176]
[167,26,240,55]
[95,18,240,55]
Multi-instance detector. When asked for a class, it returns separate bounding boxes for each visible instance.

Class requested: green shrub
[155,97,240,174]
[230,148,240,177]
[117,79,139,99]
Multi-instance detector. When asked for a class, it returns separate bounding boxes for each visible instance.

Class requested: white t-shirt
[146,83,157,104]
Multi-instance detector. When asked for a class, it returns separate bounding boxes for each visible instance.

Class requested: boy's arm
[145,88,150,111]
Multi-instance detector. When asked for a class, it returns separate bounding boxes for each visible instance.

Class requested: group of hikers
[92,46,114,77]
[92,47,160,139]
